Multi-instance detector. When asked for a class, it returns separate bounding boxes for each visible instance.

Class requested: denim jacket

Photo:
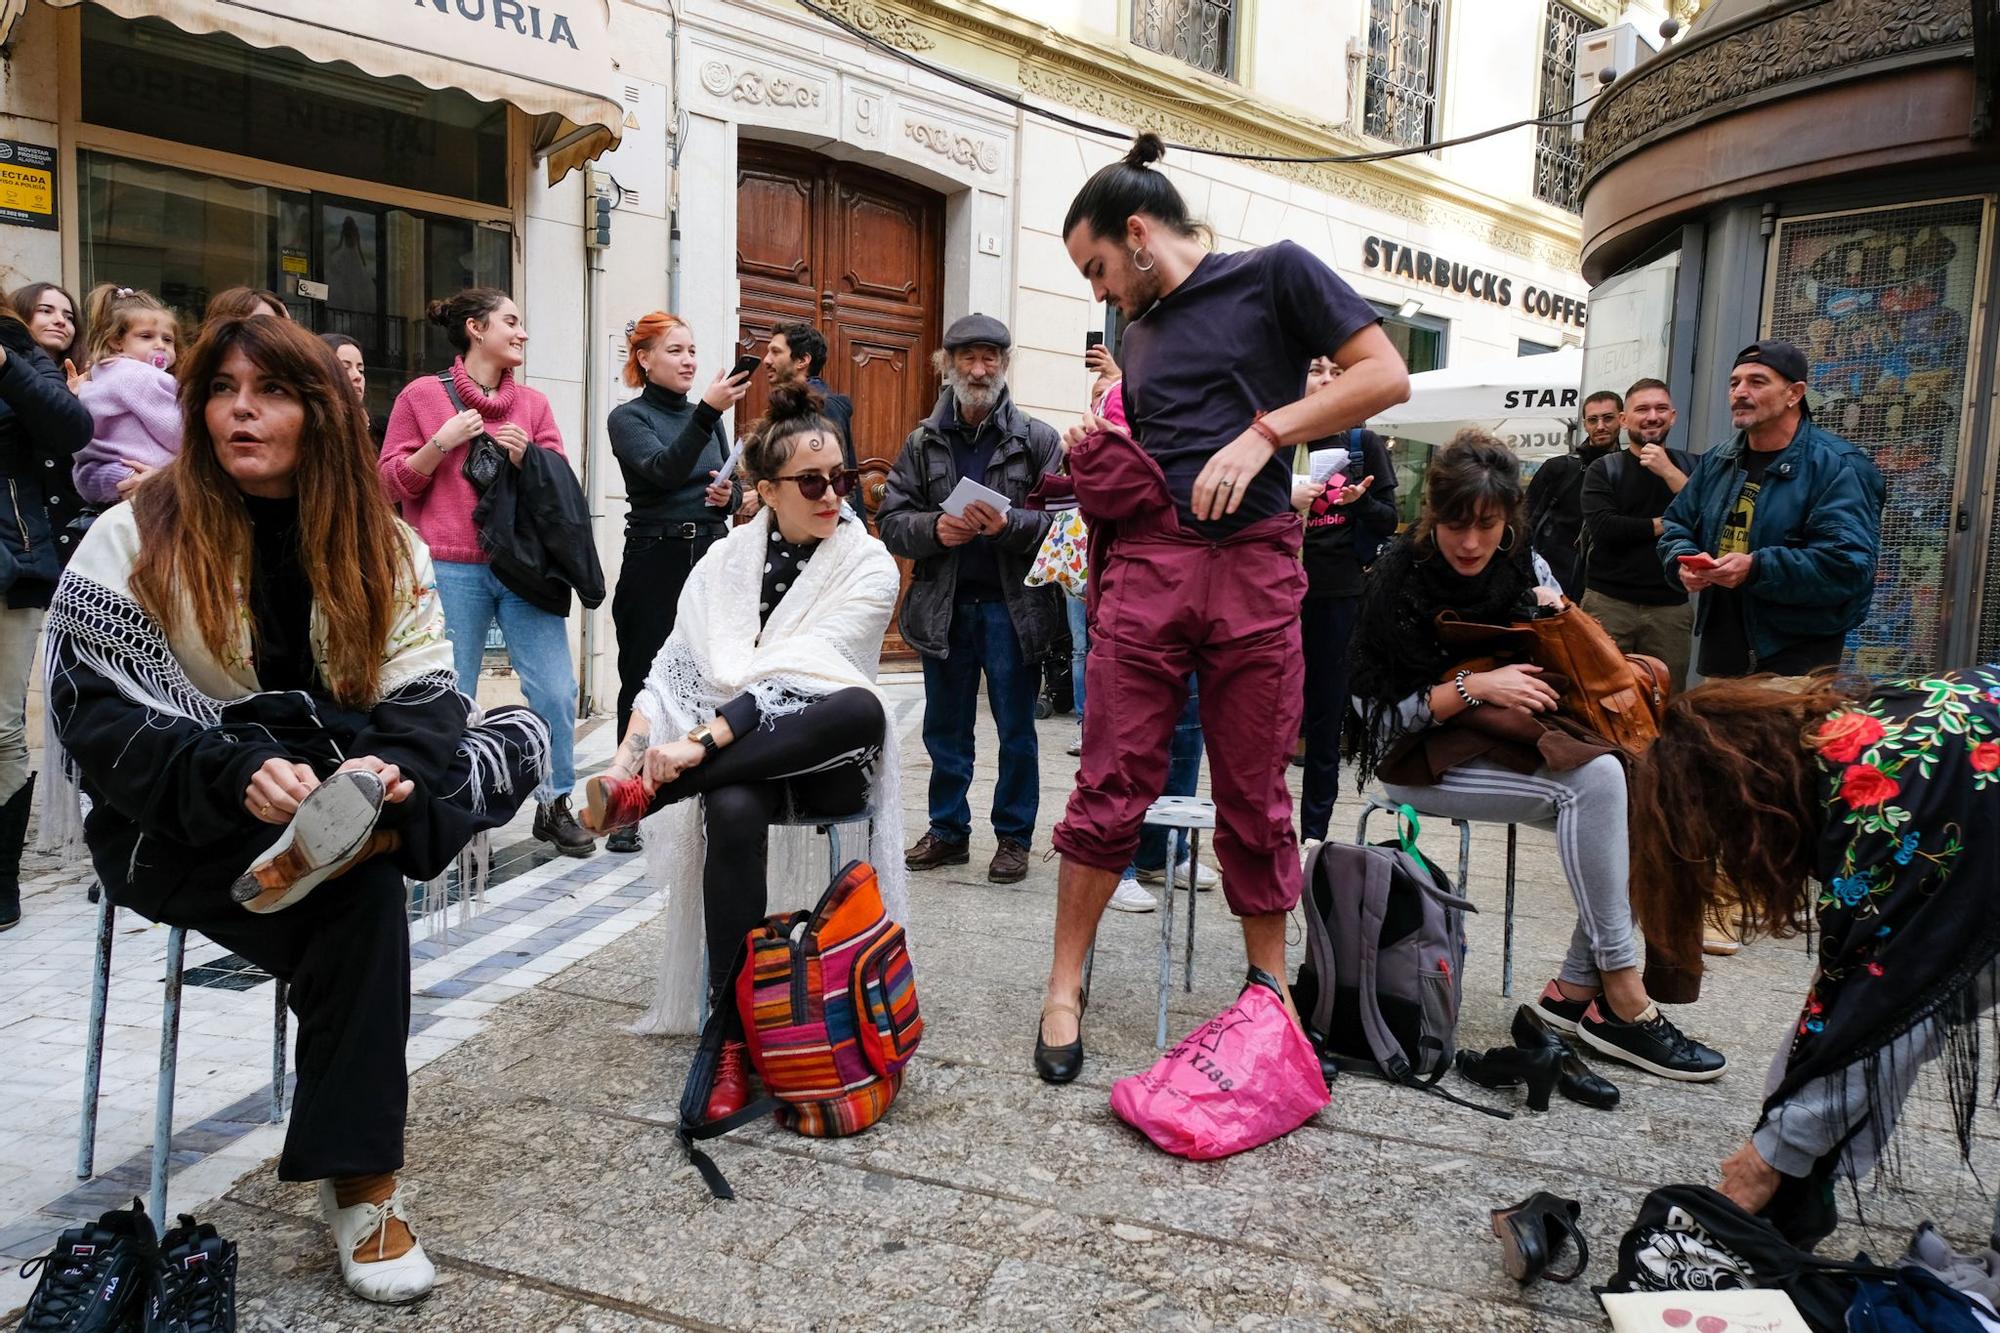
[1657,418,1884,664]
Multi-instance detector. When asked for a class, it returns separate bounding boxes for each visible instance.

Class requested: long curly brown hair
[128,316,408,708]
[1628,673,1858,967]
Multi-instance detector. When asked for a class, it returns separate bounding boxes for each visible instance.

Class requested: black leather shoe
[1512,1004,1620,1110]
[1034,1001,1083,1084]
[1456,1045,1562,1111]
[1490,1191,1588,1284]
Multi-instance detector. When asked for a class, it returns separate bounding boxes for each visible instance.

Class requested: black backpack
[1293,808,1503,1116]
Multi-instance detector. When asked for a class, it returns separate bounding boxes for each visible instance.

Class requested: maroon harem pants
[1052,516,1307,916]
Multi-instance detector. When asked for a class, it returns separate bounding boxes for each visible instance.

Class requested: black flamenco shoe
[1490,1191,1589,1283]
[1034,1000,1084,1085]
[1456,1044,1562,1112]
[1512,1004,1620,1110]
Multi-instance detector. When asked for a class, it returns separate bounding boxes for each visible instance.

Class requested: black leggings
[644,687,887,1000]
[612,532,719,738]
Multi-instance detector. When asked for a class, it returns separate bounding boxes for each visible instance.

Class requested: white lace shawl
[629,508,905,1035]
[38,505,544,926]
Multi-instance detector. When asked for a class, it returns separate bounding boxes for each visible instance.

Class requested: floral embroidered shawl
[1761,664,2000,1164]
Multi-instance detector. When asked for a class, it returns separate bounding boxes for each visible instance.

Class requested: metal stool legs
[75,891,115,1181]
[1502,824,1518,998]
[76,899,292,1223]
[1152,830,1204,1049]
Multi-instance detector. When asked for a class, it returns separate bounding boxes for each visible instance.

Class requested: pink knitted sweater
[74,357,182,506]
[379,360,567,564]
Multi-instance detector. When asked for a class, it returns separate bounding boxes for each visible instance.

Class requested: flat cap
[943,313,1011,351]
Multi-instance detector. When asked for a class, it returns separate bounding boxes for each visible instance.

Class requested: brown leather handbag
[1434,602,1671,755]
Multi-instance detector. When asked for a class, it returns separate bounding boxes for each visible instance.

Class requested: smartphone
[1084,331,1105,353]
[1676,553,1718,571]
[728,353,762,382]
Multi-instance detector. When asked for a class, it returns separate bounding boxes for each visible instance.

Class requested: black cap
[943,313,1011,351]
[1733,339,1809,384]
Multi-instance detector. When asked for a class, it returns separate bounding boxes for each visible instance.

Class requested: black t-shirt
[243,493,317,692]
[1119,241,1379,535]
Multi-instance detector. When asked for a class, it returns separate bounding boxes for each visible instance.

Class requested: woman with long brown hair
[1348,430,1725,1081]
[42,315,546,1305]
[1629,666,2000,1248]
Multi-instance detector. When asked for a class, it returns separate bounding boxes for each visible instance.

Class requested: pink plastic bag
[1109,974,1331,1160]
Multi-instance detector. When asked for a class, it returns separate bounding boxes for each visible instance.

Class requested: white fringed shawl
[38,505,545,926]
[629,508,905,1036]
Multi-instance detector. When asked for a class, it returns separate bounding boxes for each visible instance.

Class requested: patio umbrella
[1369,346,1582,466]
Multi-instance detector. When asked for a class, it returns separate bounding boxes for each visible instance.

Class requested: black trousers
[1298,594,1360,844]
[112,706,545,1182]
[643,688,886,1001]
[613,532,719,738]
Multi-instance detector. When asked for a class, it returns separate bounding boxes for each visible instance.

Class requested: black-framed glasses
[771,468,858,501]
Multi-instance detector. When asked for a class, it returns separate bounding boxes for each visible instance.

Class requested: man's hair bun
[1123,131,1167,169]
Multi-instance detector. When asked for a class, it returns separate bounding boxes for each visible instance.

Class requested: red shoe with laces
[582,772,653,835]
[706,1040,752,1121]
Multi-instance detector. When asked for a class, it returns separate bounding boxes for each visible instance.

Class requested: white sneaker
[319,1181,436,1305]
[1301,838,1324,868]
[1108,876,1158,913]
[1138,857,1220,891]
[1066,726,1083,758]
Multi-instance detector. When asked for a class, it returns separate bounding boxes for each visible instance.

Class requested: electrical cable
[791,0,1595,166]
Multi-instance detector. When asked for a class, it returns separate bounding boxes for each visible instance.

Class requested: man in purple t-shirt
[1034,132,1410,1085]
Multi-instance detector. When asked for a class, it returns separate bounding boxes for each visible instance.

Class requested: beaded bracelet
[1454,669,1482,708]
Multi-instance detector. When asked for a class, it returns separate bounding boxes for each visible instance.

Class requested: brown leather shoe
[988,837,1030,884]
[905,832,970,871]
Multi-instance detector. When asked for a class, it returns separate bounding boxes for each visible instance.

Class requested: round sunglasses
[769,468,858,501]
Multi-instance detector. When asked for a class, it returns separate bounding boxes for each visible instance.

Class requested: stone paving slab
[10,698,2000,1328]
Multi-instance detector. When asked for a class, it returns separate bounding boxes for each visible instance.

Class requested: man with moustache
[1580,377,1696,690]
[878,314,1064,884]
[1660,341,1883,678]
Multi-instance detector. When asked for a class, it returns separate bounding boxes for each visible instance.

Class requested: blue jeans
[433,560,577,803]
[1070,595,1200,874]
[921,600,1040,844]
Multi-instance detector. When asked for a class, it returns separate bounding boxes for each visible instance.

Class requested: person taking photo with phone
[878,314,1064,885]
[602,312,748,852]
[1659,341,1883,679]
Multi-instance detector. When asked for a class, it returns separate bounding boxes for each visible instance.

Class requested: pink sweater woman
[377,289,592,854]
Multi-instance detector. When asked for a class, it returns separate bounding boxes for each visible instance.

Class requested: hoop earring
[1131,246,1155,273]
[1498,524,1518,554]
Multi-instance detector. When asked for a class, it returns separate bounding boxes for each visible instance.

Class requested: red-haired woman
[1630,667,2000,1249]
[602,312,749,852]
[43,315,546,1304]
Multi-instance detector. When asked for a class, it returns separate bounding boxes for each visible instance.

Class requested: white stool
[1083,795,1215,1049]
[75,891,289,1223]
[1355,795,1518,997]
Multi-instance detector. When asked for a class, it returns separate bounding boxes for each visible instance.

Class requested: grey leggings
[1380,754,1640,987]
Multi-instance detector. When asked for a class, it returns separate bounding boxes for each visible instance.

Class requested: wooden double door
[735,145,944,660]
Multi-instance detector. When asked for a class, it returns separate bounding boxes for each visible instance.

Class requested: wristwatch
[687,723,720,756]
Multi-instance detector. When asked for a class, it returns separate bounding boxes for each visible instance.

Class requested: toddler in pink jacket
[74,285,181,506]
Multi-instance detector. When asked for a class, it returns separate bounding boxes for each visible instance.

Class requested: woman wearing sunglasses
[583,384,909,1120]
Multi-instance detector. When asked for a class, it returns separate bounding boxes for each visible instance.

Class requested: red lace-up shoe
[583,773,654,835]
[705,1040,752,1121]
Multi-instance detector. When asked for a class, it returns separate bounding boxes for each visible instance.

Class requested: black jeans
[643,688,886,1002]
[613,531,720,738]
[111,706,545,1182]
[1298,594,1360,843]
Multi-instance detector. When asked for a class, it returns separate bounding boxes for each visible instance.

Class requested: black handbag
[436,372,507,494]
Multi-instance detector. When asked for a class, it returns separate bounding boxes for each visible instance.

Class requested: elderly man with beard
[878,314,1065,884]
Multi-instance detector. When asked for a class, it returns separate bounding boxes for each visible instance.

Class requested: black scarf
[1764,665,2000,1176]
[1347,534,1539,782]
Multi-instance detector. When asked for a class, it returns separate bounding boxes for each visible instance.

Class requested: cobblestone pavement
[6,686,2000,1329]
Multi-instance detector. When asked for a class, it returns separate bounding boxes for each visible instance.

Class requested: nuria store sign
[1362,235,1588,329]
[414,0,582,48]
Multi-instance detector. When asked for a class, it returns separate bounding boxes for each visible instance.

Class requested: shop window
[1131,0,1236,79]
[1364,0,1443,149]
[1519,338,1559,356]
[1370,300,1448,525]
[1766,198,1986,677]
[80,10,508,207]
[1534,1,1597,213]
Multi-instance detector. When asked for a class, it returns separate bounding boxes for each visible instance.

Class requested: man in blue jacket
[1658,341,1883,678]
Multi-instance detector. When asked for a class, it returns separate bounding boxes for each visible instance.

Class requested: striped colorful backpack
[679,859,922,1198]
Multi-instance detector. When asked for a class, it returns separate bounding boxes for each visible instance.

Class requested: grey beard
[947,371,1004,415]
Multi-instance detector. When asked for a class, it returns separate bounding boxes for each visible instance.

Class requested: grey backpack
[1294,807,1508,1117]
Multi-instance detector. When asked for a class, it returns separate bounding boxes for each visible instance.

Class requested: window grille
[1364,0,1442,148]
[1131,0,1235,79]
[1534,1,1596,212]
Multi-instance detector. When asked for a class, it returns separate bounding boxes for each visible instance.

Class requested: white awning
[47,0,625,182]
[1370,346,1582,465]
